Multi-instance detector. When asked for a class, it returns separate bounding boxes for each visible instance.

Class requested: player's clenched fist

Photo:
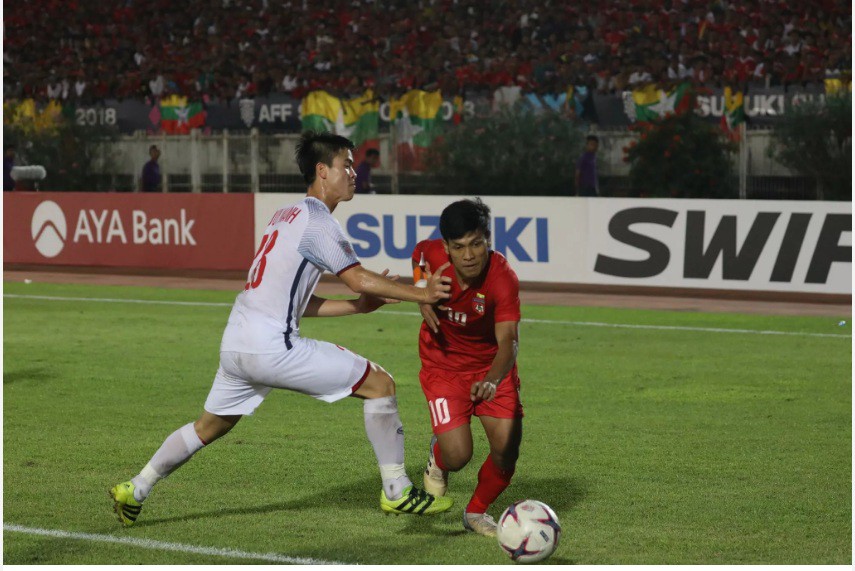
[470,380,499,402]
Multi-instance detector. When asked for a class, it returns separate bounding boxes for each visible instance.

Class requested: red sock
[433,439,447,471]
[466,455,515,514]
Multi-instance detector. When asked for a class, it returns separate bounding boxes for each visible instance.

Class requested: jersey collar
[305,196,330,213]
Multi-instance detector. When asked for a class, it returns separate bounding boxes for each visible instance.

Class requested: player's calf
[488,449,519,473]
[193,412,241,444]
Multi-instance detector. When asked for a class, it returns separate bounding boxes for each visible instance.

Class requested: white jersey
[221,196,360,354]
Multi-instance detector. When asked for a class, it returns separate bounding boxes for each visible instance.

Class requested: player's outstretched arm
[338,263,451,305]
[471,320,520,402]
[303,295,361,317]
[304,270,402,317]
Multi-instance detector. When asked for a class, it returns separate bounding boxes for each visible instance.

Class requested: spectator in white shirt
[782,30,802,55]
[74,77,87,99]
[46,76,63,100]
[281,67,299,92]
[149,74,165,97]
[628,64,652,85]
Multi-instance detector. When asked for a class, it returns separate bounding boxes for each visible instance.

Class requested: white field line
[377,309,851,338]
[3,523,350,565]
[4,293,850,339]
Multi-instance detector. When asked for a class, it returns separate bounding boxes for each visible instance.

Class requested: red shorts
[419,366,524,435]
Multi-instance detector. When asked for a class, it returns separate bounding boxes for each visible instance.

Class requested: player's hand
[420,303,441,333]
[470,380,499,402]
[423,261,452,305]
[359,269,401,313]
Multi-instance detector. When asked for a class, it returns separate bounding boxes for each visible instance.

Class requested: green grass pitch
[3,281,851,564]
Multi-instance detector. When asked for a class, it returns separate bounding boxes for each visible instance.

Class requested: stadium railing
[90,129,815,199]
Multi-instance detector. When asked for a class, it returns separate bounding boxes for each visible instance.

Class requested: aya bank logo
[31,200,67,258]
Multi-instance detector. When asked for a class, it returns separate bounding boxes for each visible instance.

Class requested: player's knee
[373,366,396,397]
[359,363,396,399]
[379,374,395,397]
[443,447,473,471]
[194,412,239,444]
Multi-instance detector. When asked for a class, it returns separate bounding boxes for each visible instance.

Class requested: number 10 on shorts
[428,398,451,427]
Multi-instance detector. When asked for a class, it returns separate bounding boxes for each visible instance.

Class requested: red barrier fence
[4,192,254,271]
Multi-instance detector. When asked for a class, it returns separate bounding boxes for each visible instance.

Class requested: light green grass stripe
[4,293,848,339]
[3,523,350,565]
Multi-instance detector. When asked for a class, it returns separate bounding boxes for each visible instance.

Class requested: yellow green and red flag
[390,89,443,171]
[160,94,205,134]
[301,90,380,147]
[721,86,745,141]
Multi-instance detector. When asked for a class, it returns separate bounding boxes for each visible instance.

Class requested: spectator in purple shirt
[575,135,599,197]
[141,145,161,192]
[355,148,381,194]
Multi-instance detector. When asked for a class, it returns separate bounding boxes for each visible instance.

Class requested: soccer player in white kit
[110,131,455,526]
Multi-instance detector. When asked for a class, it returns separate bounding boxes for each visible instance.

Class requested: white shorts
[204,337,371,416]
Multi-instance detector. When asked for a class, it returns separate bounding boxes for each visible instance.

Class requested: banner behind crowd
[5,80,850,139]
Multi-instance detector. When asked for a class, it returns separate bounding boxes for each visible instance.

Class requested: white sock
[364,396,412,500]
[131,423,205,502]
[381,472,411,501]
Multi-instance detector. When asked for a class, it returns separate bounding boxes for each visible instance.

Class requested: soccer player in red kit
[411,198,523,537]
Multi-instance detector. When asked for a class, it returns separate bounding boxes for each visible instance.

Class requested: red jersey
[412,239,521,374]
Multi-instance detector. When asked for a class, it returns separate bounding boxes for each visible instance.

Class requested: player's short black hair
[295,131,355,185]
[439,198,491,242]
[586,135,599,144]
[365,148,380,158]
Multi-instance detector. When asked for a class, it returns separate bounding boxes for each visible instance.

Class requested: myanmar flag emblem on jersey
[473,293,486,314]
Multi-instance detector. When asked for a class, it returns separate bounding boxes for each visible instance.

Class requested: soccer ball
[496,499,561,563]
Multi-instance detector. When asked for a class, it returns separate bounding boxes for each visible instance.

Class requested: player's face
[444,230,490,283]
[326,149,357,201]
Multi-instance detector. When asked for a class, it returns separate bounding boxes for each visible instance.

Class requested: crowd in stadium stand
[4,0,851,105]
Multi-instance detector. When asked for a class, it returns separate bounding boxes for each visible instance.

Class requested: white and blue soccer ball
[496,499,561,563]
